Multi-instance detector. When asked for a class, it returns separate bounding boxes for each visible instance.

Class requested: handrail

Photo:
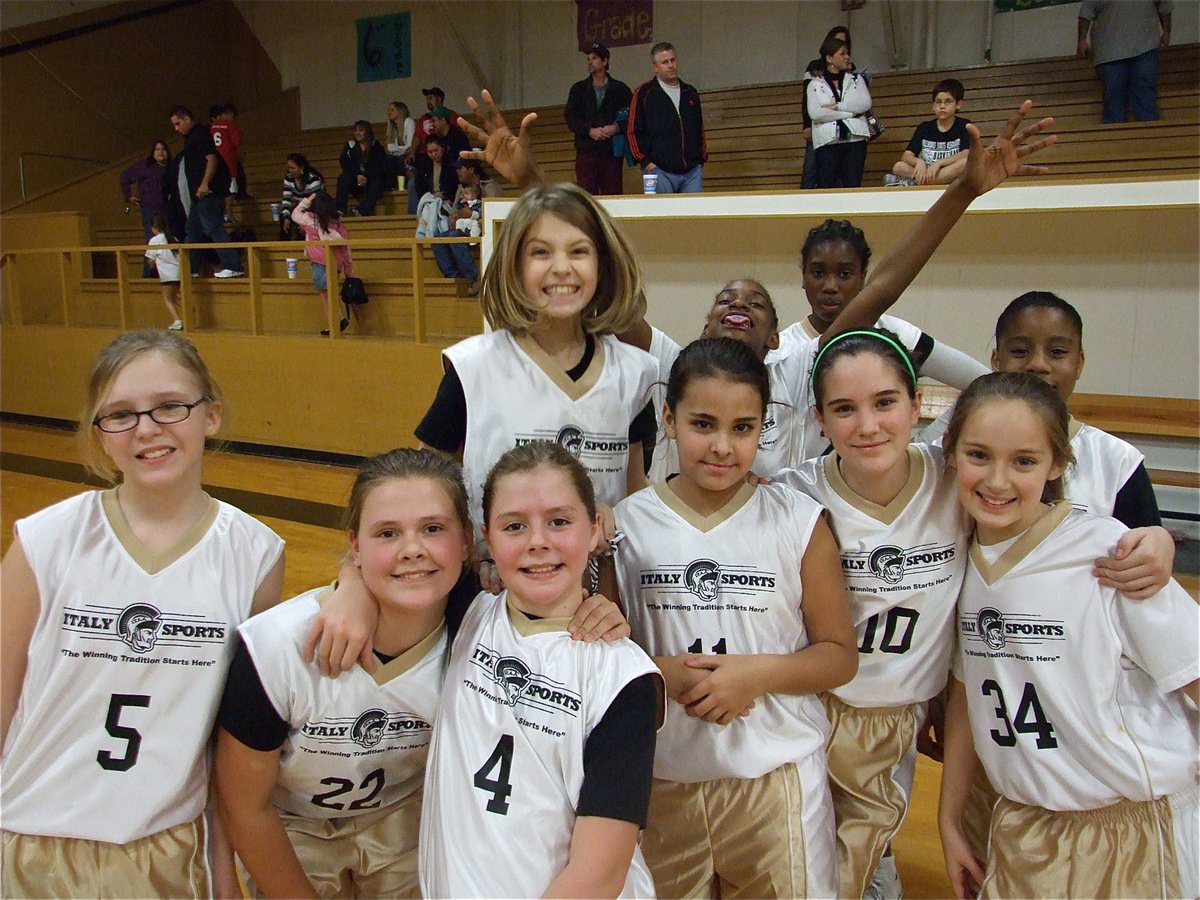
[18,152,110,200]
[0,234,483,342]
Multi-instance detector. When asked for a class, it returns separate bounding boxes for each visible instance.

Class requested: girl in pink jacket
[292,192,355,333]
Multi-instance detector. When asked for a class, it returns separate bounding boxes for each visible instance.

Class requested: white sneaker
[168,319,183,331]
[213,268,245,278]
[864,854,902,900]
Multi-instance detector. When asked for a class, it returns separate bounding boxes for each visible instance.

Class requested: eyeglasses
[92,398,210,433]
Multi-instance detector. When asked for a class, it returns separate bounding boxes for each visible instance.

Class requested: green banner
[356,11,411,83]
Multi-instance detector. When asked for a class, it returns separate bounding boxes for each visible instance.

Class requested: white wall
[233,0,1199,132]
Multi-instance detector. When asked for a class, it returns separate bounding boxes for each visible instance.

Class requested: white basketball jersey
[1064,418,1144,517]
[614,481,831,782]
[238,587,446,819]
[447,330,657,533]
[419,592,659,898]
[778,444,967,707]
[646,327,818,481]
[771,314,922,364]
[956,503,1198,811]
[2,491,283,843]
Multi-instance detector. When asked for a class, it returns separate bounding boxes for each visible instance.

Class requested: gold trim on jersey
[101,488,218,575]
[373,622,446,685]
[513,333,605,401]
[506,595,572,635]
[652,480,756,532]
[800,318,821,341]
[823,446,925,525]
[968,500,1072,585]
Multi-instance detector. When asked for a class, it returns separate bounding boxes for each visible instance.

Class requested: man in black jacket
[564,41,632,196]
[336,120,390,216]
[628,42,707,193]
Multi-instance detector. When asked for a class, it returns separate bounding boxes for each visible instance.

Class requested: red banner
[576,0,654,51]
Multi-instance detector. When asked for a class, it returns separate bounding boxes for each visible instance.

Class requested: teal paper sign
[357,12,411,83]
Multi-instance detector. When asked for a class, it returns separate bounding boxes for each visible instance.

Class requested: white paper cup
[270,203,281,221]
[642,172,659,194]
[285,258,298,279]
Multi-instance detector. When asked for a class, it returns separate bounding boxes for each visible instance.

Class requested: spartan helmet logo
[116,603,163,654]
[977,608,1006,650]
[494,656,532,706]
[868,545,907,585]
[683,559,721,602]
[555,426,585,458]
[351,709,389,748]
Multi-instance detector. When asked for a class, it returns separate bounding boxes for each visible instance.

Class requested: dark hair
[147,140,171,166]
[801,218,872,274]
[425,133,445,150]
[933,78,965,102]
[667,337,771,418]
[650,41,675,58]
[169,104,192,120]
[309,192,339,232]
[823,25,851,50]
[819,36,848,61]
[209,104,224,120]
[225,103,238,117]
[353,120,375,141]
[482,442,597,524]
[943,372,1075,503]
[285,152,322,184]
[150,213,171,239]
[995,291,1084,346]
[343,447,471,535]
[811,328,918,409]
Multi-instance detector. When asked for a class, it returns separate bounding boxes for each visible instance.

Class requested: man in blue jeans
[1077,0,1172,123]
[628,42,707,193]
[432,158,499,293]
[169,105,243,278]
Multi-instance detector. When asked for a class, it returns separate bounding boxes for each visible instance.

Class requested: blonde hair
[78,330,224,482]
[479,183,646,336]
[942,372,1075,503]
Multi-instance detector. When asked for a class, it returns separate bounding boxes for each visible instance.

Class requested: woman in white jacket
[807,36,872,188]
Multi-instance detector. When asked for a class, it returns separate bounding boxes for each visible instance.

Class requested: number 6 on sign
[474,734,514,814]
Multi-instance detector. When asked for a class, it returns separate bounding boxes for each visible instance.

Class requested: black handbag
[340,276,368,305]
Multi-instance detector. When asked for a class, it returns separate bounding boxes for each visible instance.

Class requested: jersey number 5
[474,734,514,815]
[97,693,150,771]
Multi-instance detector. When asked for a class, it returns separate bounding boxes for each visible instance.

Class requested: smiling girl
[420,442,661,898]
[1,331,284,898]
[938,372,1198,900]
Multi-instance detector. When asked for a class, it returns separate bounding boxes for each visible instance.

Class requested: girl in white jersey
[776,329,969,899]
[610,337,858,897]
[214,449,470,898]
[420,442,661,898]
[0,330,285,898]
[938,373,1198,900]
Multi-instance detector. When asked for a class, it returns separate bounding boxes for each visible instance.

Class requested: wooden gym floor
[4,420,1195,898]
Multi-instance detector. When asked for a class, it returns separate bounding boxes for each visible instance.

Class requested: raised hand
[456,89,542,189]
[960,99,1056,198]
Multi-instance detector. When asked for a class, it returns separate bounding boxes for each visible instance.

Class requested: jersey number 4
[97,693,151,771]
[474,734,514,814]
[982,679,1058,749]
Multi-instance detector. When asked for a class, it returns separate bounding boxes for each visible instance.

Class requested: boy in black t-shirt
[887,79,971,186]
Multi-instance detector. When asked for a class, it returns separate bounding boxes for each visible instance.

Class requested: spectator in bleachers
[169,104,243,278]
[430,158,498,293]
[119,140,172,277]
[429,107,471,168]
[886,79,972,186]
[1077,0,1172,123]
[802,26,852,190]
[279,153,325,241]
[385,100,416,182]
[808,36,872,189]
[413,135,461,238]
[336,120,390,217]
[291,192,354,335]
[407,88,458,214]
[629,42,707,193]
[211,104,248,225]
[565,41,632,196]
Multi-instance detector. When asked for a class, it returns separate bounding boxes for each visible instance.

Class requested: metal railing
[0,234,481,342]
